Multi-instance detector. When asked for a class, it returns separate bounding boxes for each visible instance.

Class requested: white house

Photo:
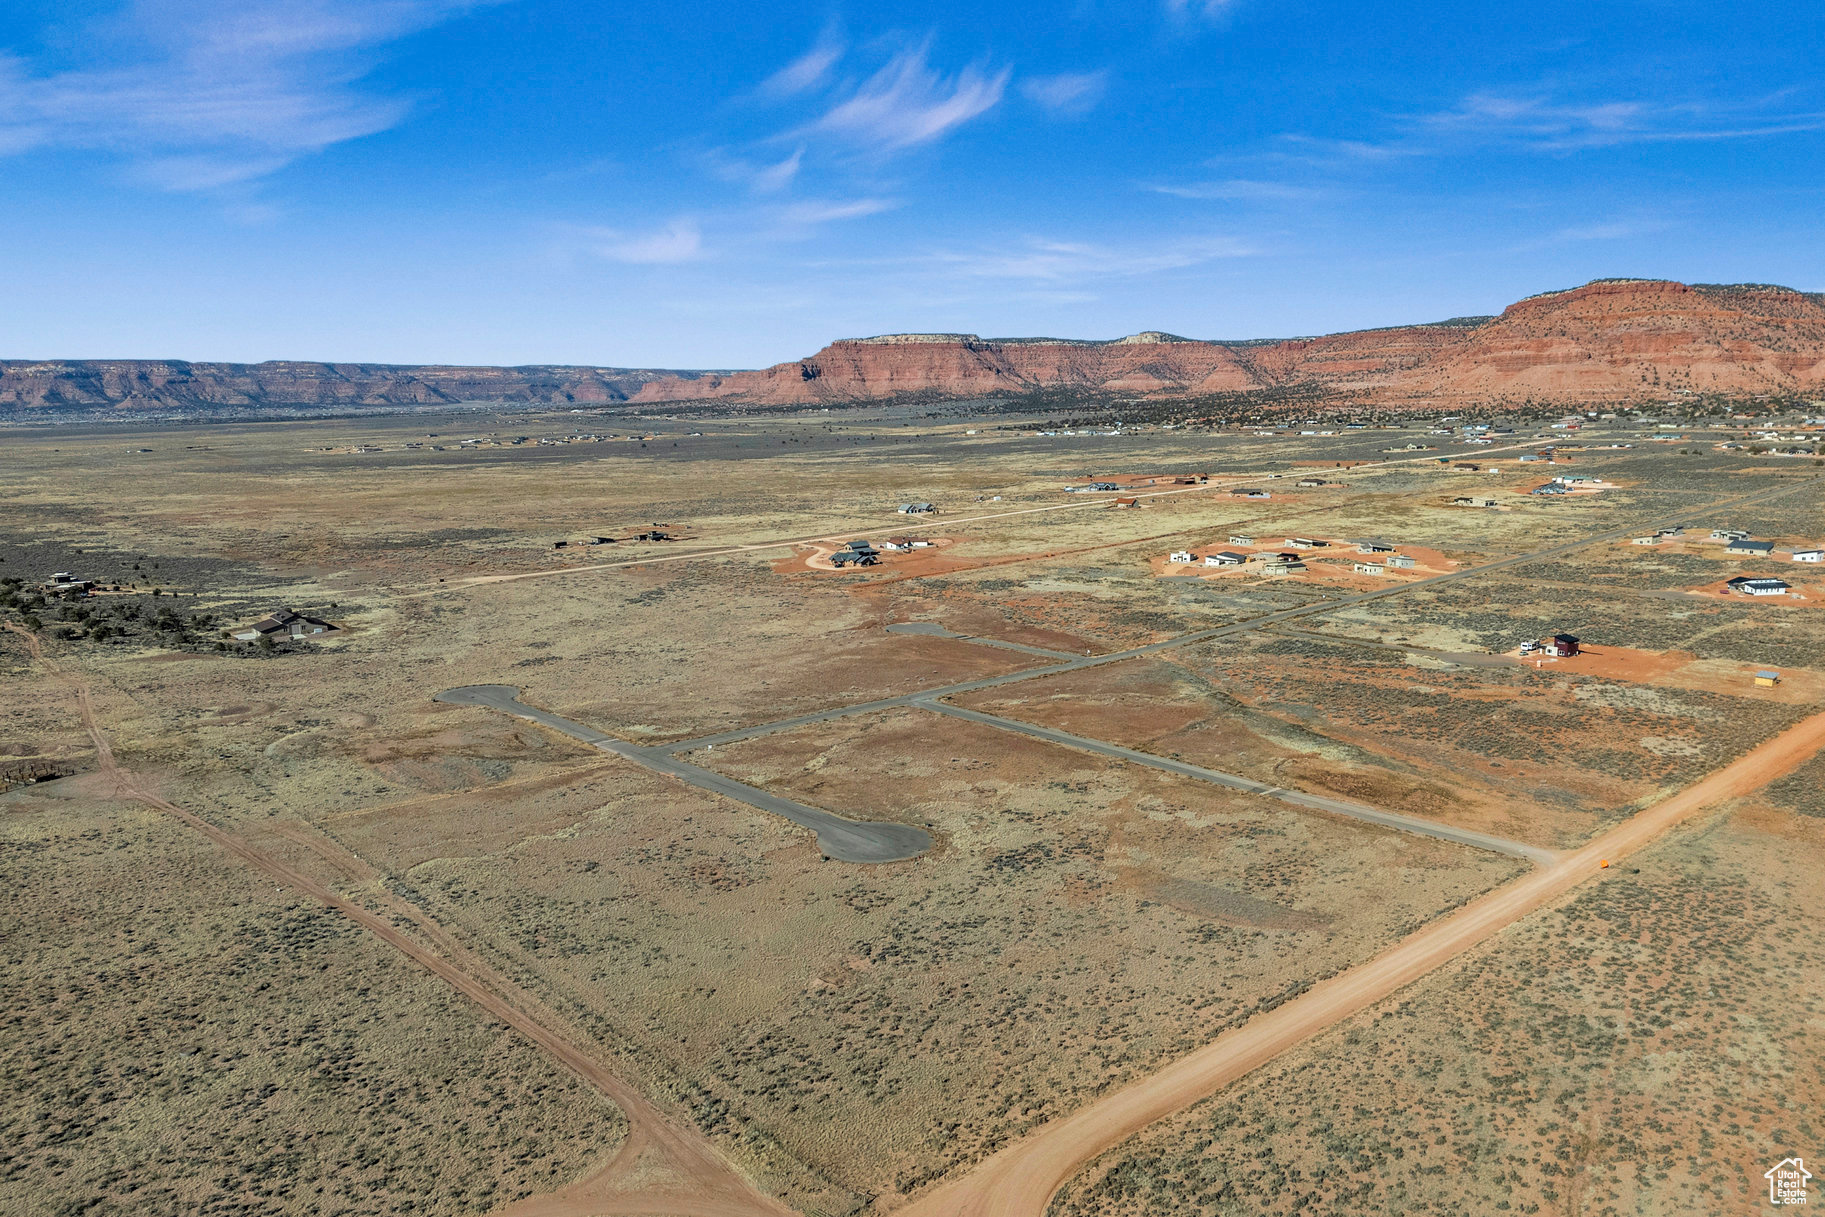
[1727,576,1792,597]
[1169,551,1195,564]
[1792,549,1824,563]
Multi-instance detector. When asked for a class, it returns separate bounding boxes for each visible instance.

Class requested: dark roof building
[235,608,337,642]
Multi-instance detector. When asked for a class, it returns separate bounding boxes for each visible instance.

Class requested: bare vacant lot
[2,413,1819,1216]
[1050,806,1825,1216]
[0,788,625,1217]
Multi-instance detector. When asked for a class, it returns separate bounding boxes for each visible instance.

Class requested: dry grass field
[0,786,625,1217]
[1050,804,1825,1217]
[2,411,1820,1216]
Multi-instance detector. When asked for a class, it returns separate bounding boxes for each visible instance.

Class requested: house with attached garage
[1354,540,1396,554]
[234,608,338,642]
[1726,575,1791,596]
[1205,551,1247,566]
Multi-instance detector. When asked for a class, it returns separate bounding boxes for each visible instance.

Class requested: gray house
[234,608,337,642]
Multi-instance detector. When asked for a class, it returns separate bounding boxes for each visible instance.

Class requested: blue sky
[1,1,1821,367]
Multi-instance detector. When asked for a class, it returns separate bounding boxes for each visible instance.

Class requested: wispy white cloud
[1151,177,1321,201]
[1552,220,1653,241]
[751,148,803,193]
[702,145,806,194]
[811,43,1009,151]
[0,0,487,190]
[583,218,705,264]
[762,35,845,98]
[1163,0,1242,24]
[1414,91,1825,152]
[779,197,898,225]
[1020,71,1108,116]
[925,233,1252,284]
[1507,216,1674,252]
[1261,90,1825,169]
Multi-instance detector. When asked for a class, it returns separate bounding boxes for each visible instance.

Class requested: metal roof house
[1543,633,1580,657]
[1727,539,1775,556]
[1354,540,1396,554]
[1205,551,1247,566]
[1726,576,1791,596]
[898,502,936,514]
[1792,549,1824,563]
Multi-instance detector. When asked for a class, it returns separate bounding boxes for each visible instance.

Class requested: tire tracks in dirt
[892,705,1825,1217]
[4,624,789,1217]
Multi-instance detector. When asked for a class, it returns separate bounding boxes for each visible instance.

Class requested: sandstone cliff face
[1387,280,1825,403]
[0,361,712,413]
[631,279,1825,407]
[10,279,1825,415]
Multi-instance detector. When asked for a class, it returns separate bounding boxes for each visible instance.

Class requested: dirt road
[5,627,789,1217]
[894,706,1825,1217]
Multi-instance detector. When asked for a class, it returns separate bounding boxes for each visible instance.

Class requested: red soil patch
[1688,580,1821,606]
[1512,646,1825,703]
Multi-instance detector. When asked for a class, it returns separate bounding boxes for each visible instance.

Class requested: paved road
[914,700,1557,865]
[3,632,791,1217]
[434,686,931,864]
